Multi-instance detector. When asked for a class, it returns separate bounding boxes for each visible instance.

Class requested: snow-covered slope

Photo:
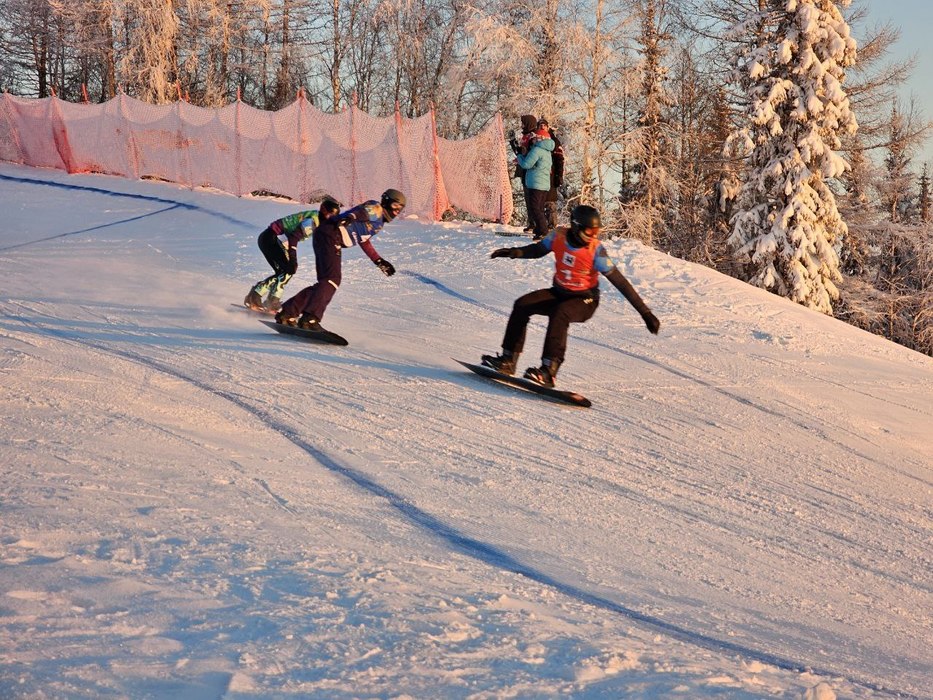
[1,164,930,699]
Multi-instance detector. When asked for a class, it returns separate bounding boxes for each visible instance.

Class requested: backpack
[551,146,565,188]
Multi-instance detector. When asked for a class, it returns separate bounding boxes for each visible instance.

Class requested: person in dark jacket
[245,198,341,311]
[515,125,554,241]
[481,205,660,388]
[275,189,406,332]
[538,118,564,229]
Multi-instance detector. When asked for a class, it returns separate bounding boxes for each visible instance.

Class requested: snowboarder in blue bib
[482,204,660,387]
[245,198,341,312]
[275,189,406,331]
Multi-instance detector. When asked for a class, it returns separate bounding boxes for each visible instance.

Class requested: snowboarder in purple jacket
[245,198,341,312]
[275,189,406,332]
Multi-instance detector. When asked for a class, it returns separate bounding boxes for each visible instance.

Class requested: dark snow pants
[526,188,550,239]
[280,223,342,321]
[502,286,599,364]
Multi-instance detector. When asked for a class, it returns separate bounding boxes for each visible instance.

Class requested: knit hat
[520,115,538,133]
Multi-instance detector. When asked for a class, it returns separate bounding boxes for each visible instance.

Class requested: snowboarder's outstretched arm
[490,241,549,259]
[604,267,660,334]
[359,238,395,276]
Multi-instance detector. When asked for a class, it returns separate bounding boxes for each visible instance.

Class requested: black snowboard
[260,319,349,346]
[456,359,591,408]
[492,229,533,238]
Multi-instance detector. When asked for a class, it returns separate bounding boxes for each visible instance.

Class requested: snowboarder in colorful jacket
[275,189,406,332]
[245,198,341,312]
[482,204,660,387]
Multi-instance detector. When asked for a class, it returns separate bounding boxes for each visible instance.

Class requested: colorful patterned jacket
[330,201,389,262]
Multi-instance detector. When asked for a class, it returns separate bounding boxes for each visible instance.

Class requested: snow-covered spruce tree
[879,103,912,223]
[727,0,857,314]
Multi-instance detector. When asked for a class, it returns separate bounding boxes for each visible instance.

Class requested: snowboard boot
[481,351,518,376]
[523,359,560,388]
[275,310,298,327]
[264,296,282,312]
[297,313,322,331]
[244,289,264,310]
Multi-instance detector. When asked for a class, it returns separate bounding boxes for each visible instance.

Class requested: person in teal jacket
[516,127,554,240]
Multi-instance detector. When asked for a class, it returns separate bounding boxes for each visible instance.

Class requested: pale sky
[863,1,933,168]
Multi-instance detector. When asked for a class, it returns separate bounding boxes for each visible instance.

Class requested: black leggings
[258,228,295,275]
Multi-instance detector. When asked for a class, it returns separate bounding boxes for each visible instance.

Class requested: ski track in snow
[0,296,918,699]
[0,172,256,233]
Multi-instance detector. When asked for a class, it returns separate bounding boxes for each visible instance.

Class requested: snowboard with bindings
[259,319,349,346]
[455,359,591,408]
[492,231,546,243]
[232,302,275,315]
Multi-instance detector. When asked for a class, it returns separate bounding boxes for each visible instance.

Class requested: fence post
[174,98,193,190]
[234,97,243,196]
[350,93,358,204]
[120,92,141,180]
[429,102,449,221]
[49,95,77,173]
[495,112,511,224]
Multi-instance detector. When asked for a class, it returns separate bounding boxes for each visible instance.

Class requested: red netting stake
[429,102,445,221]
[236,98,244,195]
[81,84,89,104]
[349,95,359,202]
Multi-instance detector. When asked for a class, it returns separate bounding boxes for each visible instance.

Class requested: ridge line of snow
[0,172,256,231]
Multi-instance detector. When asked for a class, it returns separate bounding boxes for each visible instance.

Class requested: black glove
[375,258,396,276]
[642,310,660,335]
[509,136,520,154]
[491,248,521,259]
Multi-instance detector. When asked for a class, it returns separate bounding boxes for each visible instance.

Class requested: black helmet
[320,196,340,215]
[380,188,406,221]
[569,205,602,244]
[570,204,602,231]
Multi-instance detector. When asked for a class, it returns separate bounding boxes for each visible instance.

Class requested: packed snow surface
[0,164,930,698]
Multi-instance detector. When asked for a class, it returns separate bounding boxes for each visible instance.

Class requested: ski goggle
[579,225,601,243]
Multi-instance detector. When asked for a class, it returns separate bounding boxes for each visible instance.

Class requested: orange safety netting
[0,93,513,223]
